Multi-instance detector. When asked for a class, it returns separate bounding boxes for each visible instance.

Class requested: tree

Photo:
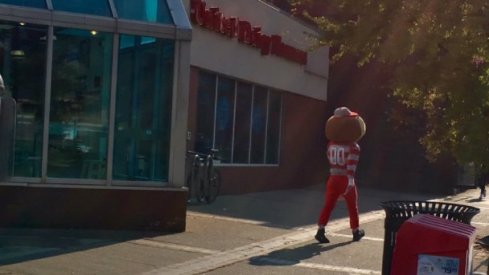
[291,0,489,169]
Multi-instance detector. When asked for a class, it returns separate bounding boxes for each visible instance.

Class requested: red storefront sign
[190,0,308,65]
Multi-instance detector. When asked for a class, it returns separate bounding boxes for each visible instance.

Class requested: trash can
[380,201,480,275]
[391,214,476,275]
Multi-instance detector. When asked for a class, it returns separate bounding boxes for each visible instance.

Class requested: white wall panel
[184,0,329,101]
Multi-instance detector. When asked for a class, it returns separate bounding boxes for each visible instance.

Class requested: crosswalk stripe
[187,211,266,226]
[329,233,384,242]
[142,210,385,275]
[130,239,218,255]
[255,257,381,274]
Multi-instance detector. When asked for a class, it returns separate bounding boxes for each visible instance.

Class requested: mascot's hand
[344,178,355,195]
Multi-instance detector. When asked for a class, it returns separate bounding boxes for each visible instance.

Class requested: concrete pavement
[0,184,488,274]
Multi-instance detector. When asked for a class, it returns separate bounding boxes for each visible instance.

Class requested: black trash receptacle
[380,200,480,275]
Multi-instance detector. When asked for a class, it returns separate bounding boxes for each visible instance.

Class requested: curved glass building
[0,0,191,231]
[0,0,190,186]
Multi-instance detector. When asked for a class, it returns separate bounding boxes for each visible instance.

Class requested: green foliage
[292,0,489,167]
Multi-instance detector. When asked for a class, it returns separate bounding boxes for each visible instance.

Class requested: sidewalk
[0,184,488,274]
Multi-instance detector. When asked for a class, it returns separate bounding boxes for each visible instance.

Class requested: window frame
[0,7,190,188]
[0,0,47,9]
[196,70,283,167]
[50,0,112,17]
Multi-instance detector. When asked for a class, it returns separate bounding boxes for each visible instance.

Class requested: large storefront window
[195,72,215,154]
[0,21,47,177]
[215,77,235,163]
[251,86,267,163]
[48,28,112,179]
[113,0,173,24]
[51,0,112,16]
[233,82,252,163]
[0,0,46,8]
[266,91,281,164]
[113,35,174,182]
[0,0,188,188]
[195,71,282,165]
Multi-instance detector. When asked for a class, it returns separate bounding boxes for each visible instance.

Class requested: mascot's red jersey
[327,142,360,181]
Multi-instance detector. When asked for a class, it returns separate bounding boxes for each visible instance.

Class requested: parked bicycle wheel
[186,149,220,204]
[204,169,221,203]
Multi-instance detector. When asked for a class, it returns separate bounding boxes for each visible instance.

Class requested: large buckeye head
[325,107,366,143]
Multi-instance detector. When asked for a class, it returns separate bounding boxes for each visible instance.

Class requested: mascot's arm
[345,143,360,193]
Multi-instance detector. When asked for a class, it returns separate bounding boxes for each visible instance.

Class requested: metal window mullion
[164,0,176,26]
[167,40,181,185]
[165,0,192,30]
[45,0,53,10]
[107,0,118,18]
[230,81,237,163]
[263,90,270,164]
[41,25,54,182]
[212,75,218,149]
[248,86,255,164]
[106,33,119,186]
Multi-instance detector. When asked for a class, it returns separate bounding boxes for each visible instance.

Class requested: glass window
[0,21,47,177]
[113,0,173,24]
[195,72,216,154]
[0,0,46,9]
[251,86,267,163]
[266,91,281,164]
[233,82,252,163]
[214,77,235,163]
[48,27,113,179]
[113,34,174,182]
[195,71,282,165]
[51,0,111,17]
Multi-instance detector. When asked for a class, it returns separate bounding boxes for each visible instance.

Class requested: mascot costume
[315,107,366,243]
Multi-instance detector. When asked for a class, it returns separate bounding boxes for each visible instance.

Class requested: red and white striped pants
[317,175,360,230]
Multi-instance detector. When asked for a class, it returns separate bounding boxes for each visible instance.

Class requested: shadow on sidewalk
[0,228,166,266]
[249,241,351,266]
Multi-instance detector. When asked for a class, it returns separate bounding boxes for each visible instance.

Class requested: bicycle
[186,149,221,204]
